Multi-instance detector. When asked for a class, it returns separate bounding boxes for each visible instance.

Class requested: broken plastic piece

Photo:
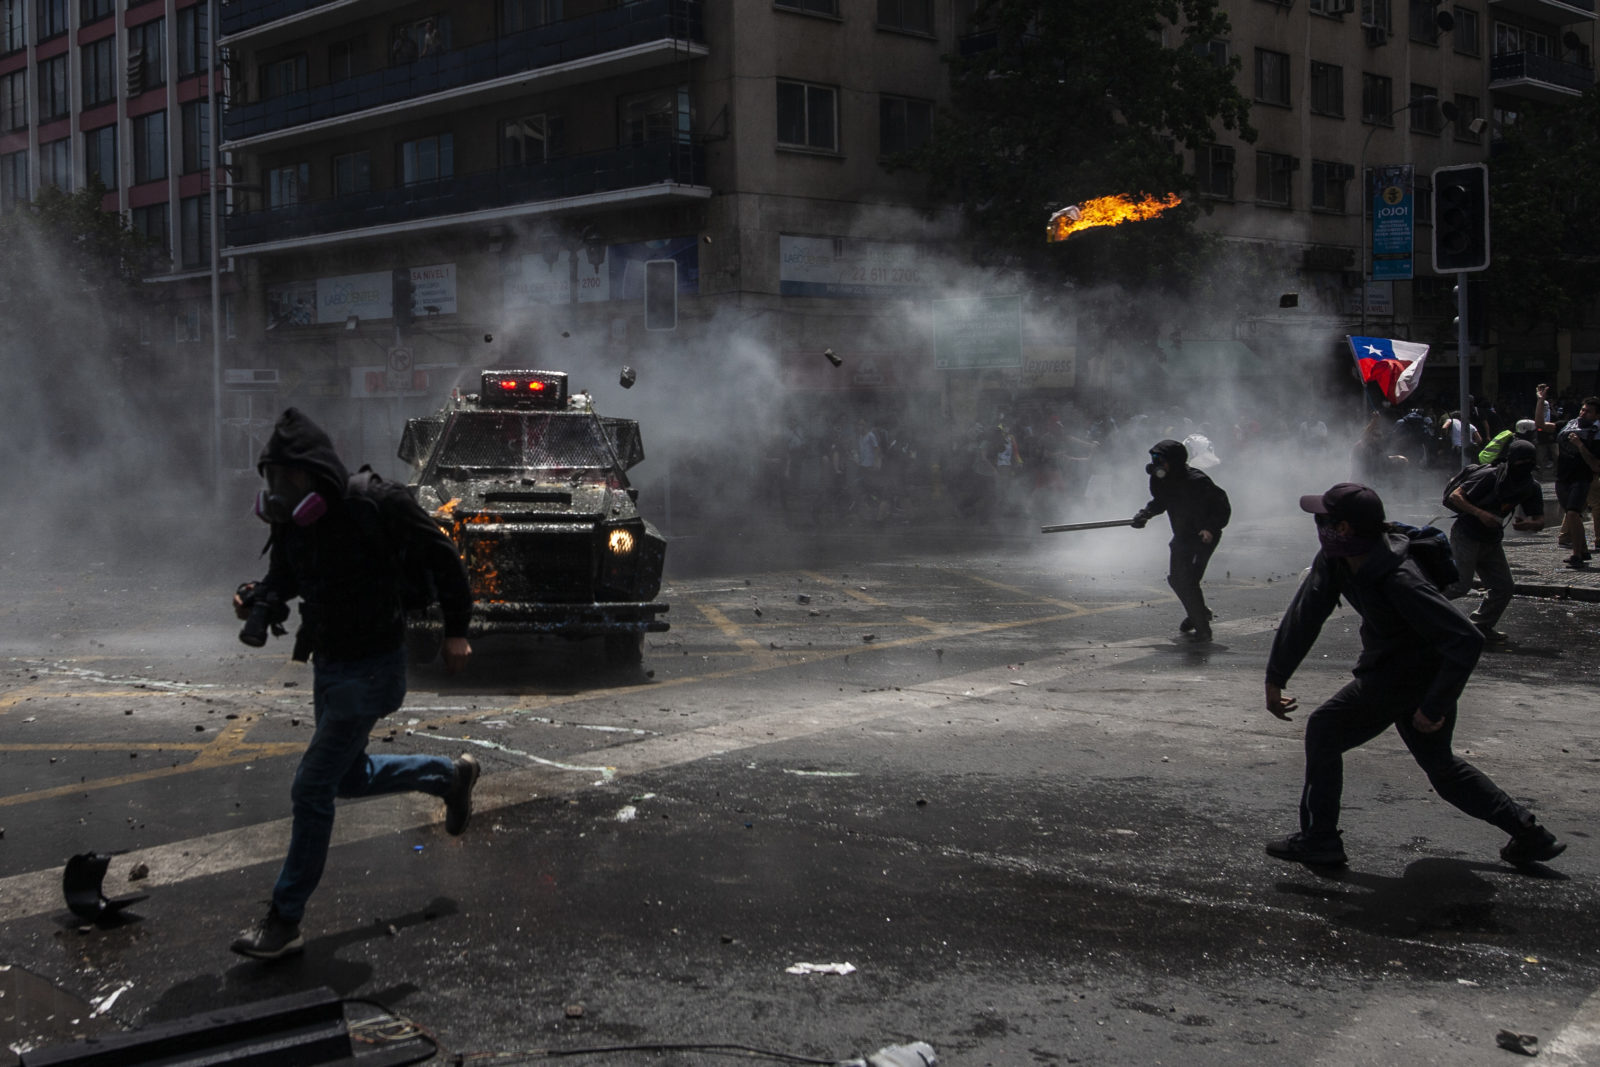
[1495,1030,1539,1056]
[785,962,855,975]
[619,365,637,389]
[63,853,148,922]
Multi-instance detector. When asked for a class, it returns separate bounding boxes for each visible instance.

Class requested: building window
[180,195,210,268]
[1255,49,1290,106]
[1361,73,1393,124]
[174,302,202,342]
[1255,150,1295,206]
[879,94,932,155]
[267,162,308,206]
[39,137,69,190]
[1,68,24,130]
[502,0,562,33]
[400,134,452,184]
[2,0,24,54]
[177,4,209,77]
[1409,0,1441,44]
[328,36,367,82]
[81,0,113,23]
[129,18,166,92]
[389,15,450,64]
[333,149,370,195]
[1410,84,1443,134]
[878,0,932,34]
[0,148,26,211]
[1307,0,1346,14]
[501,115,550,166]
[1309,61,1343,117]
[1493,21,1519,54]
[1196,143,1235,199]
[37,0,65,40]
[777,79,838,151]
[776,0,838,15]
[261,55,308,99]
[619,86,689,145]
[133,110,167,183]
[1193,39,1228,68]
[1362,0,1391,31]
[85,124,116,188]
[1453,7,1479,56]
[1310,160,1351,212]
[1453,93,1481,143]
[83,36,116,107]
[131,200,169,255]
[38,53,68,119]
[181,100,209,173]
[1522,28,1551,56]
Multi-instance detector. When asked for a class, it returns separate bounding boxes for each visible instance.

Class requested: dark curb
[1513,582,1600,603]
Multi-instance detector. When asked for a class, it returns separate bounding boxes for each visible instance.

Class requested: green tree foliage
[1485,86,1600,330]
[0,182,164,459]
[905,0,1255,288]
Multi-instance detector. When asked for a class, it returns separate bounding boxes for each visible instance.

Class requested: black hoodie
[253,408,471,662]
[1140,439,1231,541]
[1266,531,1482,722]
[1450,439,1543,543]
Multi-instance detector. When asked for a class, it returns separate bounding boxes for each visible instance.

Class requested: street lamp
[1359,94,1456,337]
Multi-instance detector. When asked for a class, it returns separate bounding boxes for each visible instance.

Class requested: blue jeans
[270,646,455,922]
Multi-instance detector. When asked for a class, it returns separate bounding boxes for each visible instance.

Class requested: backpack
[1441,462,1490,512]
[347,467,439,612]
[1477,430,1514,465]
[1388,521,1459,592]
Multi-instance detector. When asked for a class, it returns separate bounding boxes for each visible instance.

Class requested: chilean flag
[1348,335,1429,406]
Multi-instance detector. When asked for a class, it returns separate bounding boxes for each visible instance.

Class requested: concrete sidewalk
[1505,526,1600,602]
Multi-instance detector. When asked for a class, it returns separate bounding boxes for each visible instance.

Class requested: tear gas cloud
[0,210,1383,607]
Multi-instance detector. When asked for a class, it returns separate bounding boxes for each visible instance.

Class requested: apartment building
[1203,0,1597,401]
[0,0,230,395]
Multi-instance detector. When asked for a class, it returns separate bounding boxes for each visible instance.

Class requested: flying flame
[1046,193,1183,242]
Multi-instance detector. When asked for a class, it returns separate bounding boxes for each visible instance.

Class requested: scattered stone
[565,1004,585,1018]
[128,863,148,882]
[862,634,875,643]
[1495,1031,1539,1056]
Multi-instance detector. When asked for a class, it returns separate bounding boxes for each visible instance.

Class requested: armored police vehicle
[399,369,668,666]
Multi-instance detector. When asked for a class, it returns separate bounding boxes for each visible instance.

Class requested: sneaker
[444,753,480,836]
[230,907,303,960]
[1178,610,1215,634]
[1500,824,1566,867]
[1185,628,1213,643]
[1565,554,1591,569]
[1476,625,1509,645]
[1265,832,1347,867]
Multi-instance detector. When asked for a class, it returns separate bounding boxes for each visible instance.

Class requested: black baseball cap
[1299,482,1385,533]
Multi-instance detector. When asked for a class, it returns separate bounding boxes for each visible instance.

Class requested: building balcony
[224,141,708,254]
[222,0,706,147]
[1489,51,1596,102]
[1486,0,1595,24]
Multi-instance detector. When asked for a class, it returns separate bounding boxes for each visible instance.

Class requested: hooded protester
[1441,438,1544,643]
[229,408,477,959]
[1263,482,1565,870]
[1130,438,1231,642]
[1554,397,1600,568]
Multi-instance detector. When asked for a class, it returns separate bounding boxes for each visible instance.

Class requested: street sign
[1370,164,1415,282]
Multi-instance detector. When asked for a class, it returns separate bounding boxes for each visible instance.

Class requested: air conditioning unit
[1364,24,1389,46]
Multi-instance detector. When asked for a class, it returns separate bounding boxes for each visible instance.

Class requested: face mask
[1315,514,1380,558]
[1146,455,1167,478]
[255,488,328,526]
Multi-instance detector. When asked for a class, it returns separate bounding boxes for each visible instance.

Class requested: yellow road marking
[801,572,888,606]
[694,603,766,652]
[0,685,45,716]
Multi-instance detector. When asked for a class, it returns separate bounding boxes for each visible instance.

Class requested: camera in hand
[237,582,288,647]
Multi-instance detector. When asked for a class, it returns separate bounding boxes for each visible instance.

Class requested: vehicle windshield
[432,412,616,471]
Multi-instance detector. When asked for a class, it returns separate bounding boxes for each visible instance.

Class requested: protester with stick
[1130,439,1230,643]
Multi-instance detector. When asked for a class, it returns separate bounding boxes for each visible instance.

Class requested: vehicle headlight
[607,528,635,555]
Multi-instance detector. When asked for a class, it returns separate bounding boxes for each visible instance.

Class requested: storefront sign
[934,295,1023,370]
[779,235,932,299]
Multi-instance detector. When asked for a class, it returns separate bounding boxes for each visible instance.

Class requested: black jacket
[1450,440,1542,544]
[254,408,471,662]
[1140,439,1231,542]
[1266,531,1482,722]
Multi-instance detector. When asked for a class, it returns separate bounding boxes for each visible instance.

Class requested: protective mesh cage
[434,412,617,469]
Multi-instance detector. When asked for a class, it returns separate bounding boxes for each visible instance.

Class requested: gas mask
[254,467,327,526]
[1145,453,1168,478]
[1315,513,1380,558]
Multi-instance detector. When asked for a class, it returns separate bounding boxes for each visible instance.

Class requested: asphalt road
[2,500,1599,1066]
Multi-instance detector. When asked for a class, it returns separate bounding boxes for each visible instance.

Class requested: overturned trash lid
[64,852,148,922]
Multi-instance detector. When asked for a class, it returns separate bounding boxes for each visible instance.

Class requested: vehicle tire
[603,632,644,667]
[407,628,443,665]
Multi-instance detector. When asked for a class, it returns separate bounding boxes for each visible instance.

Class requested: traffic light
[392,267,415,326]
[1432,164,1490,273]
[643,259,677,331]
